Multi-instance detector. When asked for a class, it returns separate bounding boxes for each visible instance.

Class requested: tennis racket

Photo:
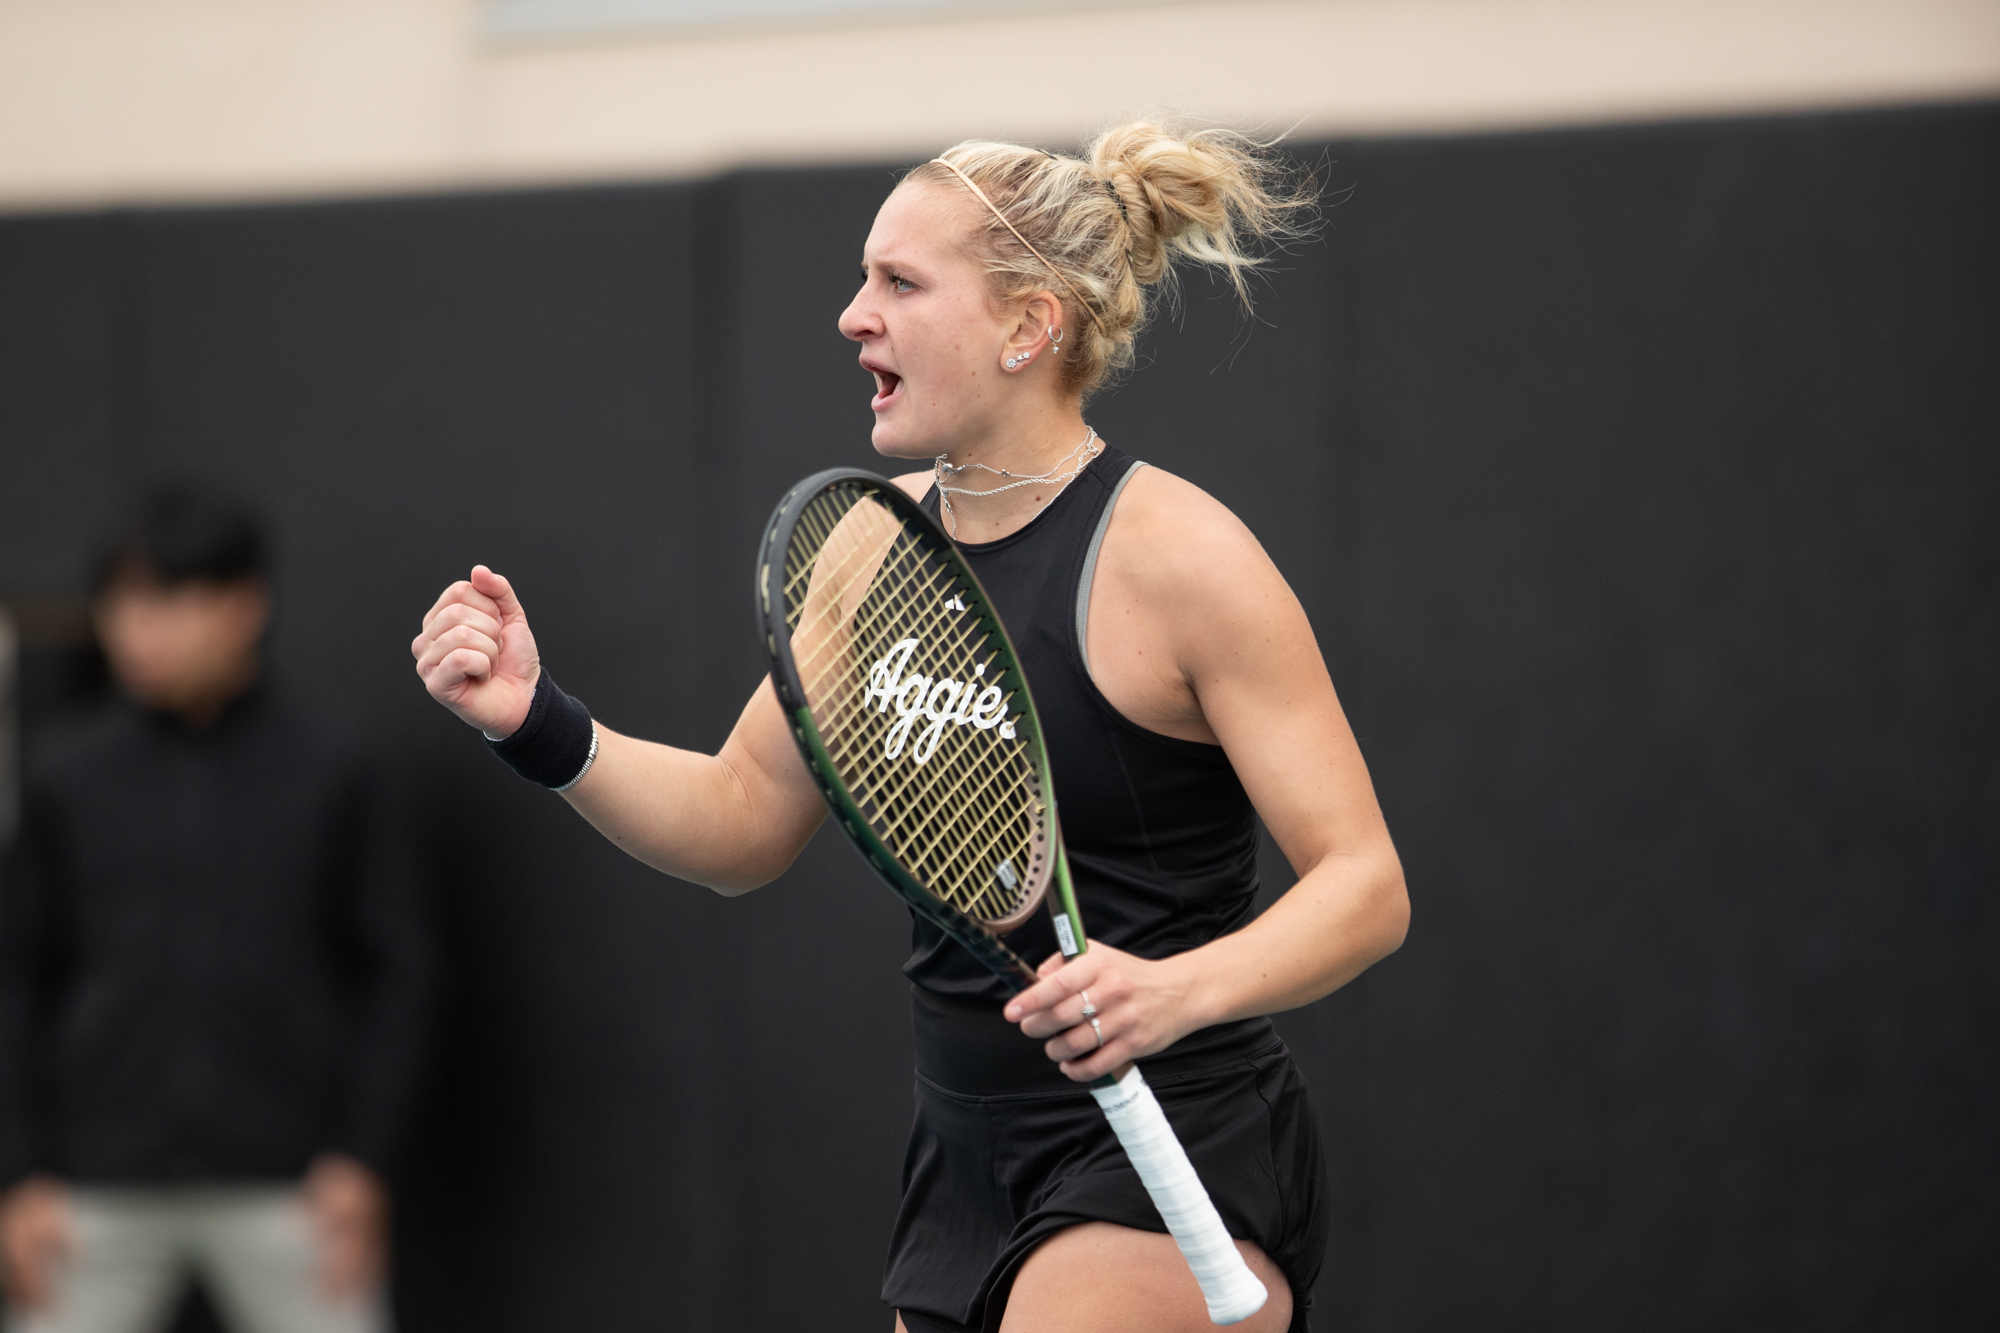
[757,469,1269,1325]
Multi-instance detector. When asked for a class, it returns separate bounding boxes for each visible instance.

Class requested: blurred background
[1,1,1996,1329]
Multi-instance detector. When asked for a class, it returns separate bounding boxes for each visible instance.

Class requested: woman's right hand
[412,565,541,740]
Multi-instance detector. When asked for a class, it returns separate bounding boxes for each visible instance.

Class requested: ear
[998,290,1065,374]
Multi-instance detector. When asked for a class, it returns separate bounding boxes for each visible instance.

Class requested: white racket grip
[1090,1066,1270,1325]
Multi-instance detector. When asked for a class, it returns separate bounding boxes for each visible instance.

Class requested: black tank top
[911,443,1277,1094]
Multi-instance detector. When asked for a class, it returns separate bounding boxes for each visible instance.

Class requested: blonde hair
[906,119,1316,399]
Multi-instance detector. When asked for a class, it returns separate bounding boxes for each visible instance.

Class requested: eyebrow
[862,254,923,279]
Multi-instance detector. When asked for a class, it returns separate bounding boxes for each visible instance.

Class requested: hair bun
[1090,120,1304,292]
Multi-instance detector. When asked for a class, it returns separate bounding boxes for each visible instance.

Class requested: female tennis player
[412,121,1408,1333]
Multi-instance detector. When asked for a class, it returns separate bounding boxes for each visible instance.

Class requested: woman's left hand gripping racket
[757,469,1269,1326]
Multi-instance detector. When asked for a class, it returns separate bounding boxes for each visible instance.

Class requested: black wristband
[486,671,597,790]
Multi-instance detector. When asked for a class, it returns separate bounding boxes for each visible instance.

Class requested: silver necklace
[934,428,1101,538]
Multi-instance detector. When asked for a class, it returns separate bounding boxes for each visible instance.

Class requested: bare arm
[1004,470,1409,1079]
[1149,472,1408,1023]
[412,566,825,894]
[562,681,825,892]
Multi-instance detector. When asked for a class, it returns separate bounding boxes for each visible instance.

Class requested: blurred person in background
[0,486,429,1333]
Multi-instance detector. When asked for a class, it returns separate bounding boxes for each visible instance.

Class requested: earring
[1005,352,1030,370]
[1047,326,1065,356]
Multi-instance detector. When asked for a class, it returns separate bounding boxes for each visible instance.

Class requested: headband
[1101,176,1132,225]
[928,158,1109,339]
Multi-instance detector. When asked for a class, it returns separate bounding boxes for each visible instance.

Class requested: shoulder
[889,469,932,503]
[23,708,141,790]
[1105,464,1275,599]
[247,694,372,777]
[1098,462,1309,677]
[228,698,384,821]
[1097,464,1323,701]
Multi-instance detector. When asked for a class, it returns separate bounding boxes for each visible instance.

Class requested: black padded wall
[1,102,1994,1331]
[1332,109,1999,1330]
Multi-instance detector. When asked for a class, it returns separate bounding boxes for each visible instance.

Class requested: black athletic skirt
[883,994,1330,1332]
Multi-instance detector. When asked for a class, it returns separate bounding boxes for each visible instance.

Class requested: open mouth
[869,366,904,412]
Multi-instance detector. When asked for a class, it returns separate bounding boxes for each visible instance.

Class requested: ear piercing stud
[1005,353,1031,370]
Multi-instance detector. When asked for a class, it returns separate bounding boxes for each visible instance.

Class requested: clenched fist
[411,565,540,739]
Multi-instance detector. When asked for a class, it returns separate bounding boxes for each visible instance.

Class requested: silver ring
[1088,1016,1104,1049]
[1079,991,1097,1020]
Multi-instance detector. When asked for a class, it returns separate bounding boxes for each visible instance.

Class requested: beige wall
[2,0,1997,212]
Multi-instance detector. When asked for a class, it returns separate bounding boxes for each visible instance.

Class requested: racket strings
[789,492,924,751]
[799,542,985,789]
[836,552,1036,920]
[781,484,1044,923]
[851,572,1036,909]
[848,545,1044,919]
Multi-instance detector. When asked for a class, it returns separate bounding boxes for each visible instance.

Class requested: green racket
[757,469,1268,1325]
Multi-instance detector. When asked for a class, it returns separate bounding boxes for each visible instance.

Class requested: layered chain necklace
[933,427,1101,538]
